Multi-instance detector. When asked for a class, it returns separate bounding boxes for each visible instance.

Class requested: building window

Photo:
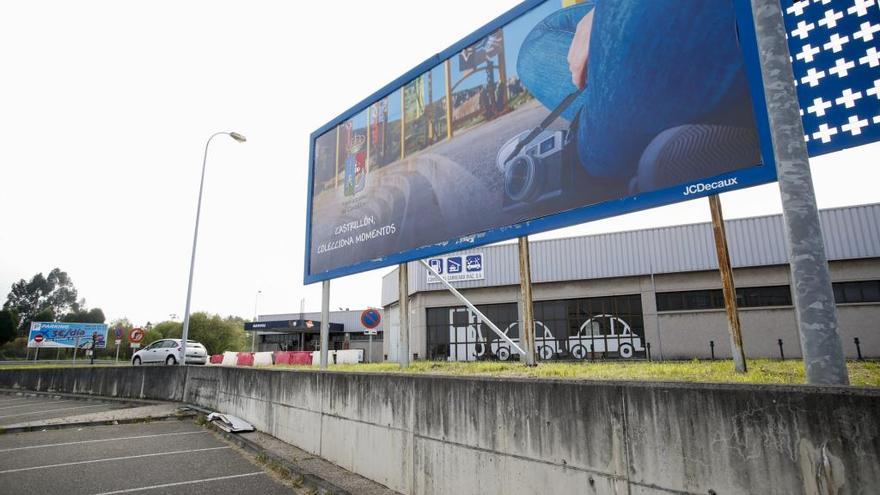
[833,280,880,304]
[656,285,792,312]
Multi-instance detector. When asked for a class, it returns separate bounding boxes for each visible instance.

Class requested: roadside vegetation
[298,359,880,387]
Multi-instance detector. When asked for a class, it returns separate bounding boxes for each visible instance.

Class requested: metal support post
[398,263,410,368]
[518,237,537,366]
[34,346,39,362]
[420,260,525,355]
[750,0,848,384]
[708,195,747,373]
[319,280,330,369]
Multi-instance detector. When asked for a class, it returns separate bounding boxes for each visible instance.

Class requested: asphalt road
[0,395,134,428]
[0,421,294,495]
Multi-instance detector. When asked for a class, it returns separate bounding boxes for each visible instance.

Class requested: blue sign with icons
[429,258,443,274]
[466,254,483,272]
[447,257,463,274]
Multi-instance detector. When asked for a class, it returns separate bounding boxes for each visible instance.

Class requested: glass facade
[656,285,793,312]
[425,294,644,362]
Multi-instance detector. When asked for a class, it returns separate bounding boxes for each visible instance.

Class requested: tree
[60,307,106,324]
[3,268,78,334]
[144,313,246,355]
[0,310,18,346]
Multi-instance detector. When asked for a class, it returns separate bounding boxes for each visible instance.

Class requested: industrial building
[380,203,880,362]
[248,310,385,362]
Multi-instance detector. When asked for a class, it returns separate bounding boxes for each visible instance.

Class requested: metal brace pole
[319,280,330,369]
[751,0,848,384]
[399,263,410,368]
[420,259,525,355]
[709,195,747,373]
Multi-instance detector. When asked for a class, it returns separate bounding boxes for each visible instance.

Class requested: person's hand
[567,9,595,90]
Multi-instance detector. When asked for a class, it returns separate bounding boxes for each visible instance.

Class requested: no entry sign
[33,334,44,344]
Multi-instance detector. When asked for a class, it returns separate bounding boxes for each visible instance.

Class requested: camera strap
[504,87,586,165]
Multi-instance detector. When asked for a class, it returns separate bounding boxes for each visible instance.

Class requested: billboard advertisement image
[28,322,109,349]
[305,0,780,283]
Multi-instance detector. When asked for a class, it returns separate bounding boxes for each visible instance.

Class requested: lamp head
[229,132,247,143]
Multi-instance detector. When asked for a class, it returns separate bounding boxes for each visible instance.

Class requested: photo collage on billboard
[308,0,767,280]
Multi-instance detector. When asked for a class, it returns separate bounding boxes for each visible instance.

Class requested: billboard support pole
[518,237,537,366]
[420,259,525,356]
[709,195,747,373]
[34,346,39,362]
[750,0,848,384]
[398,263,410,368]
[444,60,453,140]
[319,280,330,369]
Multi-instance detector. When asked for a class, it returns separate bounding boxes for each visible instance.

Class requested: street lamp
[180,131,247,365]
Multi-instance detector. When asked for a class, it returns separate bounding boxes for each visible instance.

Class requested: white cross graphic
[853,22,880,42]
[804,134,810,143]
[808,96,833,116]
[792,20,816,39]
[818,9,844,29]
[836,88,864,108]
[848,0,876,17]
[867,79,880,99]
[874,115,880,124]
[860,47,880,67]
[841,115,870,136]
[812,124,838,143]
[824,33,850,53]
[801,67,827,86]
[796,43,821,63]
[786,0,810,16]
[830,57,856,78]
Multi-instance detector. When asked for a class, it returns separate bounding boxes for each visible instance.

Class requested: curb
[0,410,198,435]
[204,420,353,495]
[0,388,161,406]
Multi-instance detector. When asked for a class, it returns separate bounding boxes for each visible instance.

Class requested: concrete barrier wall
[1,366,878,494]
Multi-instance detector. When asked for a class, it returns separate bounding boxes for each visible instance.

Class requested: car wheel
[538,345,554,360]
[619,343,634,359]
[570,344,588,360]
[497,347,511,361]
[132,356,141,366]
[165,355,177,366]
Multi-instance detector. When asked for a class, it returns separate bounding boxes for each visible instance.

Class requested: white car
[131,339,208,366]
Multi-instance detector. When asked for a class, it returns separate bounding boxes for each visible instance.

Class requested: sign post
[398,263,410,368]
[319,280,330,369]
[709,195,747,373]
[750,0,848,385]
[33,335,43,361]
[361,309,382,364]
[518,237,536,366]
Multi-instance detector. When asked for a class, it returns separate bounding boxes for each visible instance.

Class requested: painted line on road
[0,446,230,474]
[0,398,38,405]
[90,472,266,495]
[0,403,109,419]
[0,430,210,453]
[0,400,71,411]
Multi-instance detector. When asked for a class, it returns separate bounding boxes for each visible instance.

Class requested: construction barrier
[236,352,255,367]
[335,349,364,364]
[273,351,313,365]
[253,352,274,367]
[209,354,223,365]
[221,351,238,366]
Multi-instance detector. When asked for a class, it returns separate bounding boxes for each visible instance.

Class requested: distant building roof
[382,203,880,305]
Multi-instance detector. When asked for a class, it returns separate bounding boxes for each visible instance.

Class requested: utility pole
[709,195,747,373]
[398,263,410,368]
[518,237,536,366]
[750,0,848,384]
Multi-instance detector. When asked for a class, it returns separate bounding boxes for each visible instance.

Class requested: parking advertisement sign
[28,322,109,349]
[427,253,484,284]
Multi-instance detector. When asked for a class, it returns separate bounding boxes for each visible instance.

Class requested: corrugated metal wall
[382,203,880,306]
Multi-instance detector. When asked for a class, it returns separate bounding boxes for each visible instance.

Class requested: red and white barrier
[209,354,223,365]
[236,352,255,367]
[221,351,238,366]
[253,352,274,367]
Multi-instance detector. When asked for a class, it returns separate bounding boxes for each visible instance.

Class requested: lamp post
[252,289,262,352]
[180,131,246,365]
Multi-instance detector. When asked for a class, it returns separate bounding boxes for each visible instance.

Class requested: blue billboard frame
[304,0,777,284]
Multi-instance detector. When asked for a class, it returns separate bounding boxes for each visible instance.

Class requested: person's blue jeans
[517,0,755,180]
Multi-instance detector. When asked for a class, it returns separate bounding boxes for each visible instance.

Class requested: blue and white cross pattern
[782,0,880,155]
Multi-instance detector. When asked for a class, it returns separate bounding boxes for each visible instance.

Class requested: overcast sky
[1,0,878,326]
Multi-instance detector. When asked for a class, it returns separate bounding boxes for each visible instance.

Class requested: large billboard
[28,322,108,349]
[304,0,856,283]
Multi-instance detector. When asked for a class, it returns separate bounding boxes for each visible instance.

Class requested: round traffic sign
[33,334,44,344]
[114,326,123,339]
[360,308,381,329]
[129,328,145,343]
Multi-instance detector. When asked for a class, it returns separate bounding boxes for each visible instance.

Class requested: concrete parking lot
[0,420,294,494]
